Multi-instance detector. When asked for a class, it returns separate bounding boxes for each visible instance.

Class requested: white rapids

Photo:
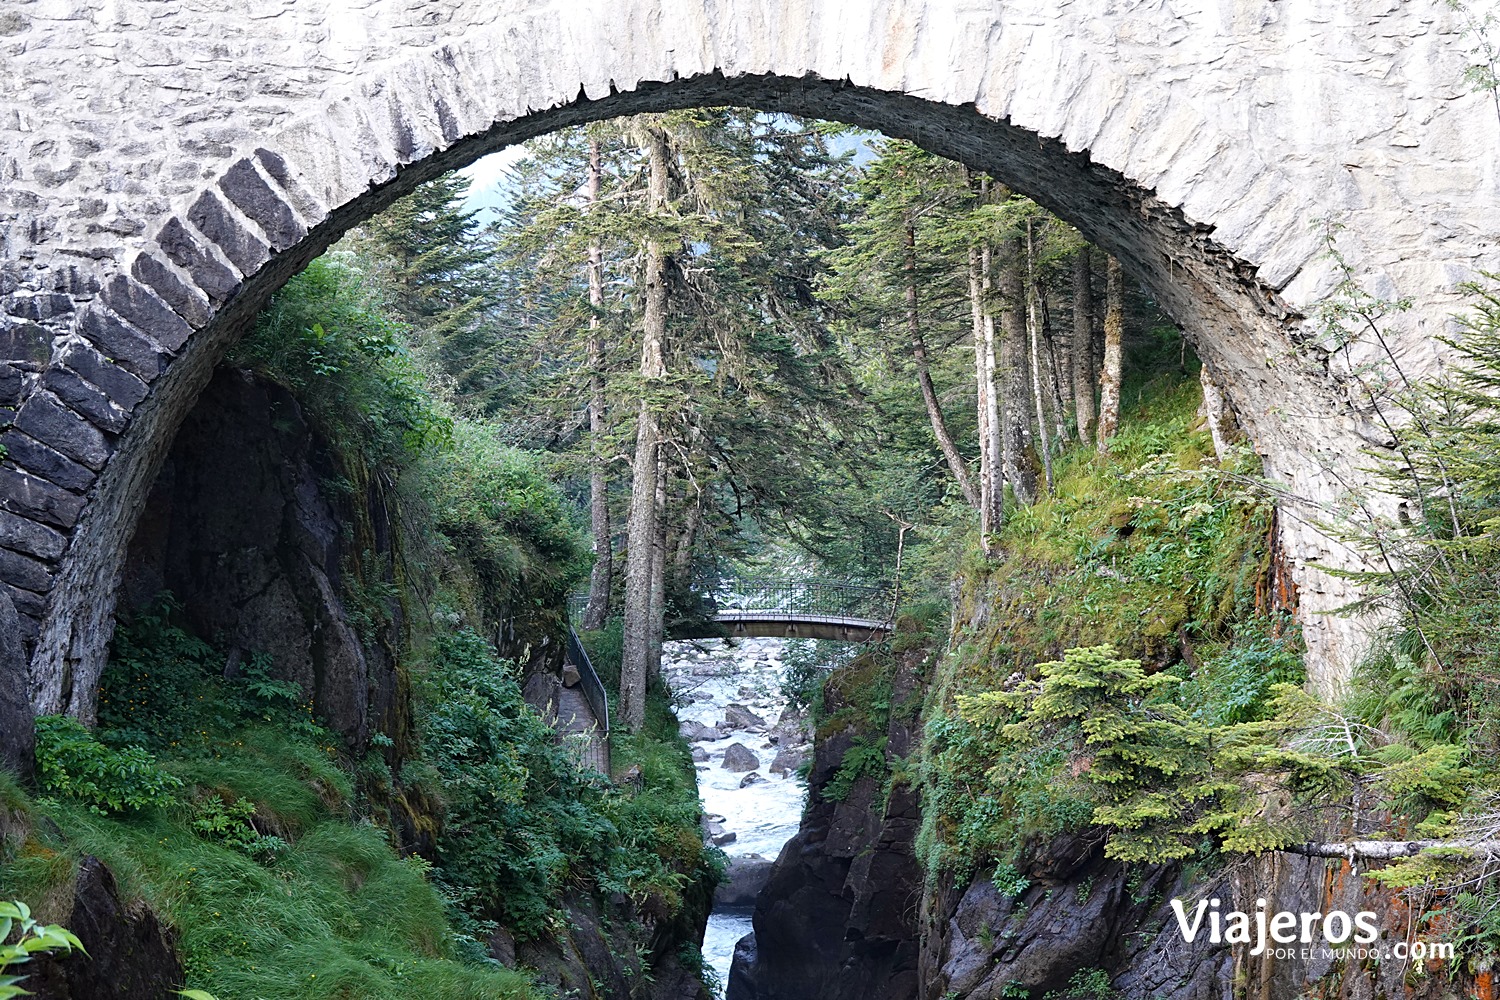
[664,637,811,997]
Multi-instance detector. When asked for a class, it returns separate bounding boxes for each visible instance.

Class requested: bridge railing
[712,578,894,623]
[564,624,611,777]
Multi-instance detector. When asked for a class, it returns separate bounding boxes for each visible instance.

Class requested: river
[662,637,812,997]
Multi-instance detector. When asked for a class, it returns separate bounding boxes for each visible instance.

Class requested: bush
[34,716,183,816]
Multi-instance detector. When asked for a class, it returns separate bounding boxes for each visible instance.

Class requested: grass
[2,741,538,1000]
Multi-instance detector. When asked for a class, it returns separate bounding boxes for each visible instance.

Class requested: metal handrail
[564,624,611,777]
[711,579,895,622]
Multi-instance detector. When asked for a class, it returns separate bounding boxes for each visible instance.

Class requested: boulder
[561,662,581,687]
[682,721,723,742]
[691,746,710,762]
[721,742,760,772]
[26,857,184,1000]
[770,747,808,776]
[712,830,738,847]
[715,855,776,908]
[739,771,763,788]
[722,703,768,731]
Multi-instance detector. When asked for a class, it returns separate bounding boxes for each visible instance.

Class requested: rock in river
[722,742,761,772]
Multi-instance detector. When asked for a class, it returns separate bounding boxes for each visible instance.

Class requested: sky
[457,144,529,219]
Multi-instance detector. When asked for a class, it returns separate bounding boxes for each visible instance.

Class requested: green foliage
[34,716,183,816]
[1043,968,1118,1000]
[231,254,452,467]
[99,596,325,752]
[416,628,714,941]
[417,629,613,938]
[0,900,86,1000]
[413,422,589,624]
[957,647,1243,863]
[189,795,288,862]
[823,737,888,803]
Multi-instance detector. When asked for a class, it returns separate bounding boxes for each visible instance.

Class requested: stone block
[1,292,74,323]
[99,274,192,352]
[77,307,165,381]
[156,217,242,305]
[0,543,54,593]
[131,252,212,328]
[0,466,84,528]
[0,363,22,407]
[0,320,51,366]
[254,148,330,226]
[13,392,111,470]
[219,157,306,250]
[0,509,66,560]
[42,366,130,434]
[0,430,98,492]
[56,339,149,409]
[186,190,271,277]
[3,582,45,620]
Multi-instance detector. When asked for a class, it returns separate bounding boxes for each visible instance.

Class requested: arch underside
[18,71,1375,720]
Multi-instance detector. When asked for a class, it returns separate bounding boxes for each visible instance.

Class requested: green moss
[915,373,1305,881]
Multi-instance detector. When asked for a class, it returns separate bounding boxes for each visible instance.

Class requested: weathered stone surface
[155,217,242,305]
[0,509,66,560]
[731,650,925,1000]
[0,432,96,493]
[681,720,723,742]
[56,339,149,410]
[99,274,192,352]
[0,363,22,407]
[186,191,270,276]
[0,464,84,527]
[24,857,185,1000]
[0,544,56,593]
[12,393,110,470]
[130,253,212,329]
[0,590,35,776]
[721,702,767,731]
[41,367,130,434]
[119,369,392,746]
[219,158,307,250]
[75,307,164,380]
[721,742,760,772]
[715,854,775,909]
[0,321,50,366]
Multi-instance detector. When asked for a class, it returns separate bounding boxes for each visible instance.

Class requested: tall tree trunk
[646,451,668,685]
[1097,254,1125,450]
[620,126,672,733]
[1026,222,1055,495]
[905,223,979,508]
[1038,285,1069,446]
[970,242,1002,552]
[999,233,1036,505]
[1200,364,1240,462]
[582,137,613,631]
[1072,247,1097,447]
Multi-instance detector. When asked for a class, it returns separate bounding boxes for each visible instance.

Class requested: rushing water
[663,638,811,997]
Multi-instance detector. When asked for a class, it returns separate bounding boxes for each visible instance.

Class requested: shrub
[34,716,183,816]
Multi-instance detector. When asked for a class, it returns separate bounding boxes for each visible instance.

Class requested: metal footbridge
[667,579,894,642]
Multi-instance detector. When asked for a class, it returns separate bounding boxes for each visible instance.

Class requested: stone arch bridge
[1,0,1497,745]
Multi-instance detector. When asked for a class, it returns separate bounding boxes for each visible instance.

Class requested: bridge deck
[671,610,891,642]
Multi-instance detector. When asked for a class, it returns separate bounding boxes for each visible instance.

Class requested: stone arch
[2,1,1496,723]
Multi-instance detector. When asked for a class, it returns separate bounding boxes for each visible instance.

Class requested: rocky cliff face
[728,648,926,1000]
[120,367,401,749]
[733,654,1485,1000]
